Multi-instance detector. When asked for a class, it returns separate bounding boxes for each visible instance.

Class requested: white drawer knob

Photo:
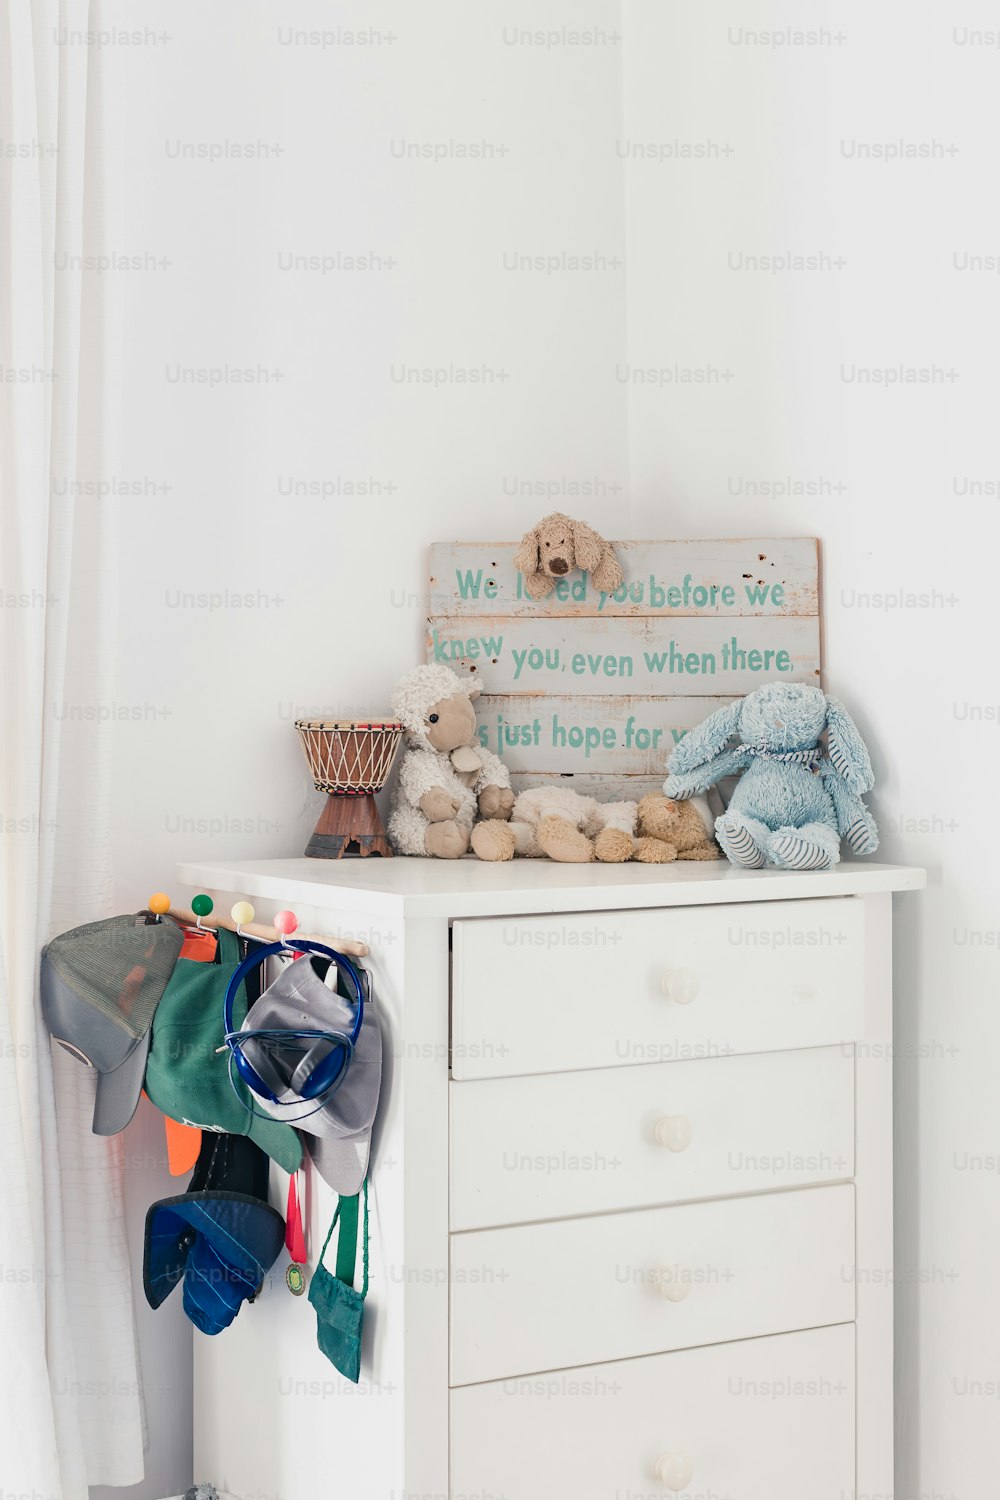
[655,1450,694,1489]
[655,1267,691,1302]
[660,968,698,1004]
[654,1115,693,1152]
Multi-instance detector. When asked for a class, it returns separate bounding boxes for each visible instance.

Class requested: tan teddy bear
[594,793,722,864]
[471,786,719,865]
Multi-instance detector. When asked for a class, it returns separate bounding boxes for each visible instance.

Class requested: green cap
[144,925,302,1174]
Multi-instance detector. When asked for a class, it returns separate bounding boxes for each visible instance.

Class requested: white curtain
[0,0,145,1491]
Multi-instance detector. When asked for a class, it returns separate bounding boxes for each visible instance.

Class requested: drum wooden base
[305,793,393,859]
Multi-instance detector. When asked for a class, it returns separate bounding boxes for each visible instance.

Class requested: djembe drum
[295,720,403,858]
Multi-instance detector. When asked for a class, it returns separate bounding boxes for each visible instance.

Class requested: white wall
[94,3,627,1494]
[89,2,997,1496]
[621,4,1000,1498]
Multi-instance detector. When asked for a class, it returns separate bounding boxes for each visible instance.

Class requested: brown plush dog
[514,512,625,600]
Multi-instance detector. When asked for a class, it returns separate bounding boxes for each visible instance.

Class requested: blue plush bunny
[664,683,878,871]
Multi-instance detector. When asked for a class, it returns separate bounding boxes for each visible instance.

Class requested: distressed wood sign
[477,695,734,773]
[426,537,820,800]
[429,537,817,618]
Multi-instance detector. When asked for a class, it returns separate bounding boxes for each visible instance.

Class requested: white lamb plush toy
[387,664,513,858]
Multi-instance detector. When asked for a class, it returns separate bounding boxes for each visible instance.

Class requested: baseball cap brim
[162,1115,202,1177]
[246,1112,303,1174]
[143,1135,285,1334]
[295,1000,381,1194]
[42,948,155,1136]
[92,1030,151,1136]
[306,1130,371,1196]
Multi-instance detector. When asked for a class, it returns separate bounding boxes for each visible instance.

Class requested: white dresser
[177,855,924,1500]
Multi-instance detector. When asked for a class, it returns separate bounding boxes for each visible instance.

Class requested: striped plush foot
[771,835,832,870]
[769,821,841,871]
[768,816,841,870]
[715,815,765,869]
[844,817,878,856]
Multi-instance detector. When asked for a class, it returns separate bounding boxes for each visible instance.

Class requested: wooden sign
[429,538,817,618]
[426,538,820,799]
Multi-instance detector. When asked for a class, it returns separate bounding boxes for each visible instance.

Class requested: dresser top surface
[178,854,926,919]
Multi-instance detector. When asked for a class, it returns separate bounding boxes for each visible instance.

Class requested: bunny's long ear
[569,518,605,574]
[824,697,875,793]
[668,701,743,775]
[514,528,540,579]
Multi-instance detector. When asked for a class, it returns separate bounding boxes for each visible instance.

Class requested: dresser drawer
[450,1182,853,1385]
[451,897,865,1080]
[452,1323,854,1500]
[450,1044,853,1230]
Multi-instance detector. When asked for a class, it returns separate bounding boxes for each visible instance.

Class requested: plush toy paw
[716,814,766,869]
[470,820,516,861]
[420,787,461,823]
[844,815,879,856]
[634,836,678,864]
[594,827,634,863]
[769,823,839,871]
[676,842,722,861]
[424,819,469,858]
[537,816,595,863]
[478,785,515,820]
[770,834,834,870]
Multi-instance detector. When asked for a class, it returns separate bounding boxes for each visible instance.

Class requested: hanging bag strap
[318,1180,369,1297]
[217,923,250,1028]
[216,923,241,967]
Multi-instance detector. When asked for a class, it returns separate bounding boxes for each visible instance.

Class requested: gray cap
[240,954,381,1194]
[41,915,183,1135]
